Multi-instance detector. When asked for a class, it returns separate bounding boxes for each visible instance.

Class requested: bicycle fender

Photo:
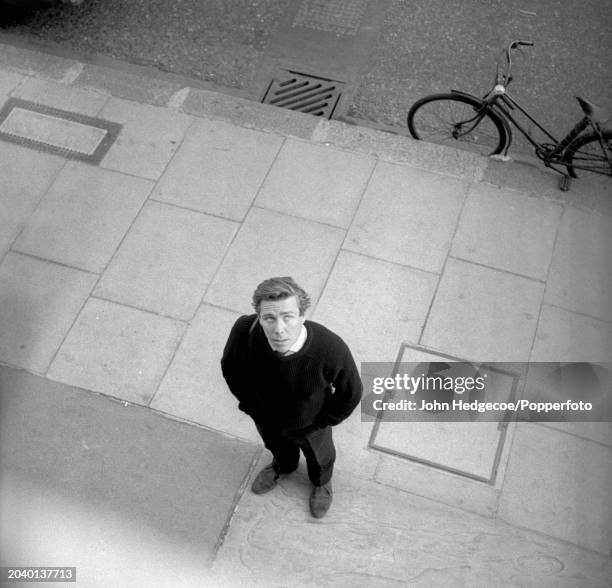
[449,89,481,100]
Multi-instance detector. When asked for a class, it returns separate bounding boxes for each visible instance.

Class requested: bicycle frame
[452,88,605,177]
[488,91,560,154]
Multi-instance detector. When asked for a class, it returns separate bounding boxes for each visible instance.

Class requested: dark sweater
[221,314,362,433]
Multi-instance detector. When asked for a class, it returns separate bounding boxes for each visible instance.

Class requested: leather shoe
[251,464,280,494]
[309,482,333,518]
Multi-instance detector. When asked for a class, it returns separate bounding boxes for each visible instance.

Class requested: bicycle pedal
[489,154,512,162]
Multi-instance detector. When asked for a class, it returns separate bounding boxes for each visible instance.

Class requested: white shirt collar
[286,324,307,354]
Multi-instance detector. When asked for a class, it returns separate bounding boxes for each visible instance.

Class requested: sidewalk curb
[2,39,610,217]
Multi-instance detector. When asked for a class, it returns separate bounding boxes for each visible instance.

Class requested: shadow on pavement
[0,365,260,584]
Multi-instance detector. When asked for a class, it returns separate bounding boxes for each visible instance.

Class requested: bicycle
[407,40,612,191]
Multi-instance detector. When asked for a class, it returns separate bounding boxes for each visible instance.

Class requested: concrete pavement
[0,41,611,587]
[0,366,260,586]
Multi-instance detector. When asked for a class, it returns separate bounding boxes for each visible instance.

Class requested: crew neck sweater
[221,314,362,432]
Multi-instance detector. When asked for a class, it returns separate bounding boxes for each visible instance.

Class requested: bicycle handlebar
[496,39,534,85]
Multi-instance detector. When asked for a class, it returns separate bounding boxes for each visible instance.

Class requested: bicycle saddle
[576,96,610,123]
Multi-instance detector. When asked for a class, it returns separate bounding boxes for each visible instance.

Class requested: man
[221,277,362,518]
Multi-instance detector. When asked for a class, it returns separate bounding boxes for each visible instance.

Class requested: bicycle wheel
[408,93,506,156]
[562,129,612,179]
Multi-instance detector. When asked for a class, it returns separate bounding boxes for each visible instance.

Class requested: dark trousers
[255,424,336,486]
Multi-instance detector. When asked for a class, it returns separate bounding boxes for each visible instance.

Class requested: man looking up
[221,277,362,518]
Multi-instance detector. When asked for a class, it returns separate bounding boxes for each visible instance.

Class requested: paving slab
[151,304,259,443]
[531,304,612,363]
[13,162,152,273]
[498,422,612,555]
[375,451,503,518]
[313,250,438,366]
[98,97,193,180]
[0,253,96,373]
[0,365,259,586]
[204,207,345,313]
[527,304,612,447]
[545,207,612,321]
[11,77,109,116]
[0,142,64,259]
[536,421,612,448]
[255,138,375,228]
[0,68,24,100]
[345,161,467,272]
[211,465,612,588]
[94,201,238,320]
[451,184,562,280]
[152,118,283,220]
[482,159,612,218]
[326,408,379,480]
[47,298,185,405]
[421,258,544,362]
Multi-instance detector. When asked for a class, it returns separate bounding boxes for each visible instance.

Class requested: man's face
[258,296,305,354]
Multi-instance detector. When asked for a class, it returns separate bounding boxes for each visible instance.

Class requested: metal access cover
[0,98,121,164]
[367,344,519,485]
[261,71,344,119]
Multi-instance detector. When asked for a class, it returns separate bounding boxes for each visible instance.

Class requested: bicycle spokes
[407,94,506,156]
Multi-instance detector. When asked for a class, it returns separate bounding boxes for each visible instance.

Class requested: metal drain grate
[261,71,344,119]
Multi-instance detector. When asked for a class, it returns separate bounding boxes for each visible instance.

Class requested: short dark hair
[252,277,311,315]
